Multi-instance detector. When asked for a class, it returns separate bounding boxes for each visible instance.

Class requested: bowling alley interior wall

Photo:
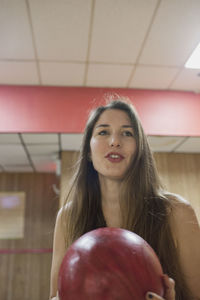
[0,173,59,300]
[60,151,79,206]
[154,152,200,220]
[61,151,200,221]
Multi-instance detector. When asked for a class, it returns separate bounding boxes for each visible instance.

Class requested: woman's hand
[145,274,175,300]
[50,291,60,300]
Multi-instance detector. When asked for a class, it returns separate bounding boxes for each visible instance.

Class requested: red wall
[0,85,200,136]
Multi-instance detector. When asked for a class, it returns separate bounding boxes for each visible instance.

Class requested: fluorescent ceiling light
[185,42,200,69]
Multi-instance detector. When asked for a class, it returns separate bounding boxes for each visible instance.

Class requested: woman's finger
[162,274,175,300]
[145,292,164,300]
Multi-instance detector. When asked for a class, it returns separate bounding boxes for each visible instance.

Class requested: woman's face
[90,109,137,181]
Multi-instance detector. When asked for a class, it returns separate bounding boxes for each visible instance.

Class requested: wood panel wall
[0,173,59,300]
[60,151,79,206]
[61,151,200,222]
[154,153,200,222]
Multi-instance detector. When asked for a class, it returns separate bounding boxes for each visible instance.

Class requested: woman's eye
[123,131,133,137]
[98,130,108,136]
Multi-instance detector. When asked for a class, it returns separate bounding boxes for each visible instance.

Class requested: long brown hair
[62,98,192,299]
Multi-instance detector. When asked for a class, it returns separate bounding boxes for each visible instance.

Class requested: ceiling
[0,0,200,173]
[1,0,200,90]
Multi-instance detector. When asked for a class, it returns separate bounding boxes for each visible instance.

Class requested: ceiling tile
[90,0,158,63]
[139,0,200,66]
[3,165,33,173]
[29,0,92,60]
[175,137,200,153]
[31,156,57,173]
[34,162,56,173]
[0,0,35,59]
[26,144,59,156]
[0,145,29,165]
[170,68,200,92]
[31,155,57,163]
[0,61,39,85]
[148,136,186,152]
[0,134,21,144]
[86,64,133,87]
[129,66,179,89]
[22,133,59,144]
[39,62,85,86]
[61,134,83,151]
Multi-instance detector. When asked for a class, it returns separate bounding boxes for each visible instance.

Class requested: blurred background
[0,1,200,299]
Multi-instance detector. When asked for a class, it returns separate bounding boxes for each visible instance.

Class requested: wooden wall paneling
[60,151,79,207]
[0,254,10,299]
[0,173,59,300]
[154,153,200,222]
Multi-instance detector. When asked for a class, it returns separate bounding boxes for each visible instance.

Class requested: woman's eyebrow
[95,124,110,128]
[95,124,133,129]
[121,125,134,128]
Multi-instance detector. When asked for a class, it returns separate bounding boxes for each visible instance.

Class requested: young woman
[50,99,200,300]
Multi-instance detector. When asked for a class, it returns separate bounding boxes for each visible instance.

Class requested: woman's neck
[99,176,121,206]
[99,177,122,227]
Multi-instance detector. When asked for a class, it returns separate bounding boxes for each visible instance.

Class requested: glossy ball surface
[58,227,164,300]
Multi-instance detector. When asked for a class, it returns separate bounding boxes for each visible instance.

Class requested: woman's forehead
[96,109,131,125]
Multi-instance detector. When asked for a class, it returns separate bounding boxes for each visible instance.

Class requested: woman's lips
[105,152,124,163]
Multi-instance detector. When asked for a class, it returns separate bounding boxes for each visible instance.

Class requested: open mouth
[105,152,124,162]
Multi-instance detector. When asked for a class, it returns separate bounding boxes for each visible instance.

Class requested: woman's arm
[49,208,66,299]
[170,197,200,299]
[145,197,200,300]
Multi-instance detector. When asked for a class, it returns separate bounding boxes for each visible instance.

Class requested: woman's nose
[109,134,121,147]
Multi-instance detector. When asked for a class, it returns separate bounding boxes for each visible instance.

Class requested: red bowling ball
[58,227,164,300]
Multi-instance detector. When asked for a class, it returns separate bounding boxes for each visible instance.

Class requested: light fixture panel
[185,42,200,69]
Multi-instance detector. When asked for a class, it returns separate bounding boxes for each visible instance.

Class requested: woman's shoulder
[164,191,192,212]
[55,202,72,229]
[58,201,72,215]
[164,192,199,234]
[163,191,199,230]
